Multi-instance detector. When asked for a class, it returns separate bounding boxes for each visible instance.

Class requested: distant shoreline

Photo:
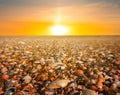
[0,35,120,37]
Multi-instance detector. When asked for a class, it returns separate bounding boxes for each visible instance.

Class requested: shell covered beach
[0,36,120,95]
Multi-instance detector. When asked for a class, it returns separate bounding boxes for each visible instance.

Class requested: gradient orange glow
[0,1,120,36]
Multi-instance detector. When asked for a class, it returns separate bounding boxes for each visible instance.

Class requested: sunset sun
[51,25,68,36]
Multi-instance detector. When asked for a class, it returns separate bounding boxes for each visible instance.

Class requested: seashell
[2,74,9,80]
[50,77,55,81]
[113,75,119,80]
[97,82,103,88]
[18,41,26,45]
[0,65,3,68]
[75,70,84,76]
[1,67,8,73]
[116,93,120,95]
[77,85,83,90]
[23,75,32,84]
[0,90,4,95]
[34,60,40,64]
[48,79,70,89]
[49,69,54,73]
[98,88,103,92]
[81,89,98,95]
[4,87,16,95]
[103,86,109,91]
[14,91,25,95]
[90,85,97,91]
[90,79,96,84]
[98,78,105,83]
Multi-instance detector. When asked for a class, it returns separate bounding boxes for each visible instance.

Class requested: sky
[0,0,120,36]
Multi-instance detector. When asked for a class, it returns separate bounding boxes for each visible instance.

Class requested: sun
[51,25,68,36]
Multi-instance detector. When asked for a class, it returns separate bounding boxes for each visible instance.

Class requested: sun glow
[51,25,68,36]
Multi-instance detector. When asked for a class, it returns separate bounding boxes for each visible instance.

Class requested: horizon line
[0,35,120,37]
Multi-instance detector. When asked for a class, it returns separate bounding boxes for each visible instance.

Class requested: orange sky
[0,21,119,36]
[0,0,120,36]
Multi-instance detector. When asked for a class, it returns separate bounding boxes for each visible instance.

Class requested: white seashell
[23,75,32,83]
[49,69,54,73]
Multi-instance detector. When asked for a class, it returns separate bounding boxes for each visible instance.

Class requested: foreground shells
[0,37,120,95]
